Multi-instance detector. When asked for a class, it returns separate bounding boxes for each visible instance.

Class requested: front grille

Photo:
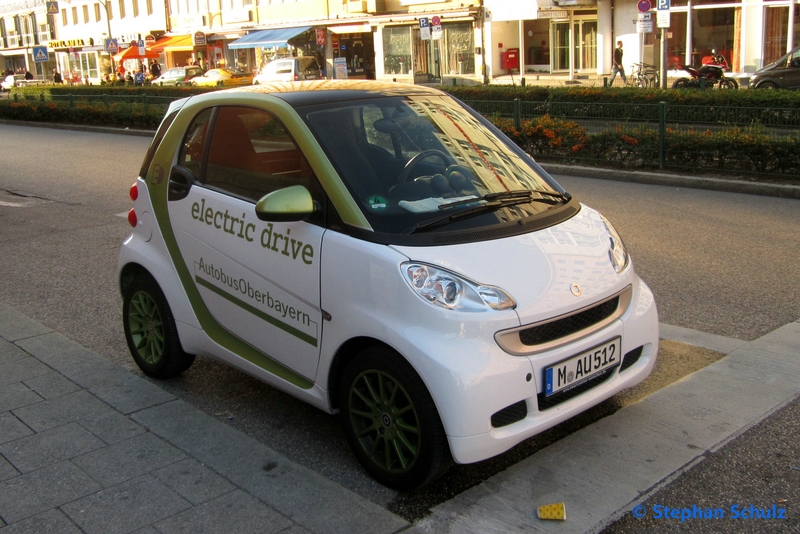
[520,297,619,346]
[537,365,618,410]
[491,400,528,428]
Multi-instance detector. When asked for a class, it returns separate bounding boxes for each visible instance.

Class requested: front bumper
[429,275,659,465]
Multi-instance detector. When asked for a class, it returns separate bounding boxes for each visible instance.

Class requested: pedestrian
[24,69,33,80]
[53,69,62,84]
[149,58,161,79]
[609,41,627,86]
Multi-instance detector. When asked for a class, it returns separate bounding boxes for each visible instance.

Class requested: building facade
[2,0,798,83]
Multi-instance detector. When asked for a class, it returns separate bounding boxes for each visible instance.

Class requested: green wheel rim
[348,369,421,475]
[128,290,166,366]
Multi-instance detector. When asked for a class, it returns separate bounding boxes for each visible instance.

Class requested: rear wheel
[757,81,779,90]
[719,78,738,90]
[123,275,195,379]
[338,346,451,491]
[672,78,690,89]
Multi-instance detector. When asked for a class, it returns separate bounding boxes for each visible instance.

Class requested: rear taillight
[129,182,138,201]
[127,208,137,228]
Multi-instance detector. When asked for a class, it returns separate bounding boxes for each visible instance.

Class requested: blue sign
[657,0,670,9]
[135,72,144,84]
[105,38,119,54]
[33,46,49,62]
[419,17,430,28]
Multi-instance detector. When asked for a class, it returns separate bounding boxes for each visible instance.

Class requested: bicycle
[629,62,659,88]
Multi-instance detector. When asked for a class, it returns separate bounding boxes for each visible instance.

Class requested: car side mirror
[255,185,315,222]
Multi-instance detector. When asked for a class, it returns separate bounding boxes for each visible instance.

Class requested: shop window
[441,23,474,75]
[764,6,789,66]
[383,26,412,75]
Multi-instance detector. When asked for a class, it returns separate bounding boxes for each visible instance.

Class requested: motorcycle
[672,50,738,90]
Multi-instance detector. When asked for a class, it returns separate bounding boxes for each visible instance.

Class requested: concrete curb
[542,164,800,200]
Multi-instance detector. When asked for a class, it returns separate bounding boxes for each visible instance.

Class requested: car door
[786,50,800,90]
[167,105,325,380]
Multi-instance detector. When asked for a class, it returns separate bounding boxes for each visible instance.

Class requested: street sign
[431,16,443,40]
[419,17,431,40]
[137,39,146,56]
[657,0,670,9]
[316,29,326,46]
[145,34,156,46]
[33,46,49,62]
[46,1,58,15]
[638,0,652,13]
[657,10,671,28]
[105,38,119,54]
[637,12,653,33]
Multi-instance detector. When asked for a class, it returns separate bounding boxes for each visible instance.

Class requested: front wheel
[719,78,738,90]
[672,78,691,89]
[122,275,195,379]
[757,81,778,90]
[338,346,451,491]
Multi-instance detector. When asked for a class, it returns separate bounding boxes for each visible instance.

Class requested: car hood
[389,204,629,324]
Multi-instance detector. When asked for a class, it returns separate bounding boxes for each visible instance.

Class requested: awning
[150,35,194,53]
[228,27,311,49]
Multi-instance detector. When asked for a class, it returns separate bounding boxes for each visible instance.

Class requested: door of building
[552,18,597,72]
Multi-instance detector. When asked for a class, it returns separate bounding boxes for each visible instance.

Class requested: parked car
[191,68,254,87]
[118,80,659,491]
[151,66,204,87]
[253,57,322,84]
[750,45,800,90]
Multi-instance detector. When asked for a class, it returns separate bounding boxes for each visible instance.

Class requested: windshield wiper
[437,189,571,211]
[402,195,531,234]
[402,190,572,235]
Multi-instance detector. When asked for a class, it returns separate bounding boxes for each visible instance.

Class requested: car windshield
[302,94,569,235]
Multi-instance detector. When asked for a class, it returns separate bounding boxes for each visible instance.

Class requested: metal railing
[465,99,800,177]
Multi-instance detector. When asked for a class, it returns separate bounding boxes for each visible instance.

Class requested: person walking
[53,69,62,84]
[609,41,627,86]
[149,59,161,79]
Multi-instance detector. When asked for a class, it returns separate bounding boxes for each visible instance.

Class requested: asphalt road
[1,123,799,523]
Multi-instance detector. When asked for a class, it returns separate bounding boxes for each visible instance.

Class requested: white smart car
[118,80,659,490]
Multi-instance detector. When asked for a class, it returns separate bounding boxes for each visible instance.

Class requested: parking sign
[657,0,670,9]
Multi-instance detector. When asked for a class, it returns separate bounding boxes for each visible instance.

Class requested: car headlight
[402,262,515,311]
[601,215,629,273]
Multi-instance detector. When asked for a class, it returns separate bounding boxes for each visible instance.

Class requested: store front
[229,27,323,76]
[329,25,375,79]
[51,40,106,84]
[551,14,598,72]
[378,19,477,83]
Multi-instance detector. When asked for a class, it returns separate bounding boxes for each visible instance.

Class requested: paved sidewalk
[0,302,409,534]
[2,301,799,533]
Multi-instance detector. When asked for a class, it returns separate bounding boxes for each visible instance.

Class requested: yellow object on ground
[537,502,567,520]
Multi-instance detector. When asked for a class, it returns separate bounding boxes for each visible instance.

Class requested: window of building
[83,5,90,23]
[62,9,68,26]
[72,7,78,25]
[95,4,101,21]
[38,22,49,43]
[147,0,153,15]
[133,0,139,17]
[119,0,126,18]
[383,26,413,75]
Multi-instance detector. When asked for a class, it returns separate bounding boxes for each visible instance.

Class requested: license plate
[544,337,621,396]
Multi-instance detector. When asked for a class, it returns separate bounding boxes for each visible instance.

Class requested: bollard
[521,77,526,87]
[604,77,608,88]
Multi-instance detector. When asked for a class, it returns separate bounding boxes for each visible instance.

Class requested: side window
[203,106,318,204]
[363,105,395,153]
[177,108,213,178]
[275,61,292,74]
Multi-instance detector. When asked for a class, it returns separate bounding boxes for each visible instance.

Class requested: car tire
[338,346,452,491]
[122,274,195,379]
[757,81,778,90]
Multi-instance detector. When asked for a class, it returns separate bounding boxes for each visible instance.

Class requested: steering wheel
[397,150,452,183]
